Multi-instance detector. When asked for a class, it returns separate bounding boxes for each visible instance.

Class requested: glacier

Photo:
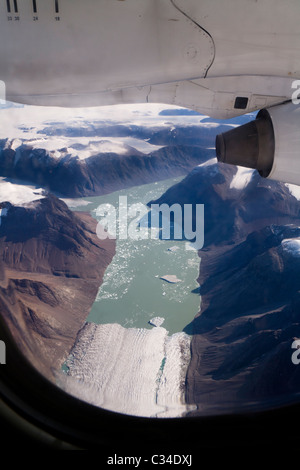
[59,322,195,418]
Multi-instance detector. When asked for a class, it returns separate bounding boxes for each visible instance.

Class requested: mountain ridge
[0,195,115,380]
[151,161,300,414]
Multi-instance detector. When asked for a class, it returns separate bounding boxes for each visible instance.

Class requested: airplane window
[0,0,300,455]
[0,101,210,418]
[0,99,300,454]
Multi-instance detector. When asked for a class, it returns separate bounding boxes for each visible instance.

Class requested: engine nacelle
[216,101,300,186]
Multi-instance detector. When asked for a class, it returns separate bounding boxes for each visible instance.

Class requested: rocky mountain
[186,224,300,414]
[150,161,300,246]
[0,138,213,197]
[0,104,251,198]
[150,161,300,414]
[2,102,294,415]
[0,194,115,381]
[37,119,241,148]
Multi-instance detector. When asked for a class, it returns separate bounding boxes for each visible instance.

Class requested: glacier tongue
[60,322,193,418]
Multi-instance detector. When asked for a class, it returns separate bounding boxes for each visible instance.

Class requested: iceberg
[149,316,164,327]
[160,275,182,283]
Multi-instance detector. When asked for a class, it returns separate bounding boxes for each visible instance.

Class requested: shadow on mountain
[152,160,300,415]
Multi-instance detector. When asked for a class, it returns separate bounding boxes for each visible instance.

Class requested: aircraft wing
[0,0,299,182]
[0,0,297,113]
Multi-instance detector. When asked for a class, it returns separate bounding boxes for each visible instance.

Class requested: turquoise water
[68,177,200,335]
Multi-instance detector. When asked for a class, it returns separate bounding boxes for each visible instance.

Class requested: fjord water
[70,177,200,335]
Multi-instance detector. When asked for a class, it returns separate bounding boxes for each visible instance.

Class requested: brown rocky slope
[0,194,115,381]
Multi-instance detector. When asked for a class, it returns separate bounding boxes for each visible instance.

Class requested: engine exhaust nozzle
[216,109,275,178]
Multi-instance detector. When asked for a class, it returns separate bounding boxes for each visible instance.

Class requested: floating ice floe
[167,246,179,252]
[149,317,164,327]
[160,274,182,283]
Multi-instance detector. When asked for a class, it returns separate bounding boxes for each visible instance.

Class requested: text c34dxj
[107,454,192,467]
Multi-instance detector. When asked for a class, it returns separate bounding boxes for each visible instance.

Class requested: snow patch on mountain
[230,166,254,190]
[281,238,300,255]
[286,183,300,201]
[0,178,45,206]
